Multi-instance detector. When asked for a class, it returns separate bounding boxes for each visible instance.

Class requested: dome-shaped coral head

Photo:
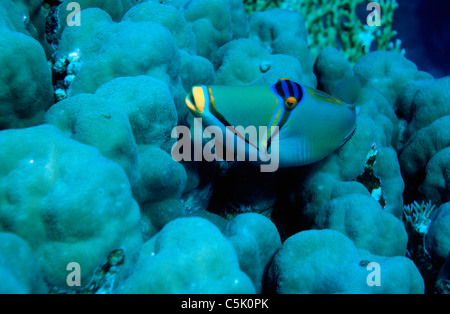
[185,79,356,171]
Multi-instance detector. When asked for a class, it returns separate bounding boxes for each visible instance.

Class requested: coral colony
[0,0,449,296]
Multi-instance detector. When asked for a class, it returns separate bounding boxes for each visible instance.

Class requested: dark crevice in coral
[271,167,312,242]
[401,169,427,206]
[405,229,443,294]
[356,151,386,209]
[43,0,62,47]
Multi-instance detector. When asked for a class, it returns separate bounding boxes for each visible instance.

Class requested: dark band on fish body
[209,93,231,127]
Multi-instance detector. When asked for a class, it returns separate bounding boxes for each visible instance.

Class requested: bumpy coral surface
[115,217,256,293]
[223,213,281,293]
[0,232,47,294]
[0,0,448,296]
[426,203,450,261]
[0,125,142,289]
[267,229,424,293]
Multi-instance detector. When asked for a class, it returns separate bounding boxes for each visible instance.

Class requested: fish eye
[284,96,298,109]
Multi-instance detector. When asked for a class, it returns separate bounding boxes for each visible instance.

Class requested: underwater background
[0,0,449,295]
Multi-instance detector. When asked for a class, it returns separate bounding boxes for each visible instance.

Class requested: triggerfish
[185,79,356,170]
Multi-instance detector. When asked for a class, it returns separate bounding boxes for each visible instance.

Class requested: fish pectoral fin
[268,134,315,168]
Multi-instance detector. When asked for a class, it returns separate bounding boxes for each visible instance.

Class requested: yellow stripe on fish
[184,79,357,168]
